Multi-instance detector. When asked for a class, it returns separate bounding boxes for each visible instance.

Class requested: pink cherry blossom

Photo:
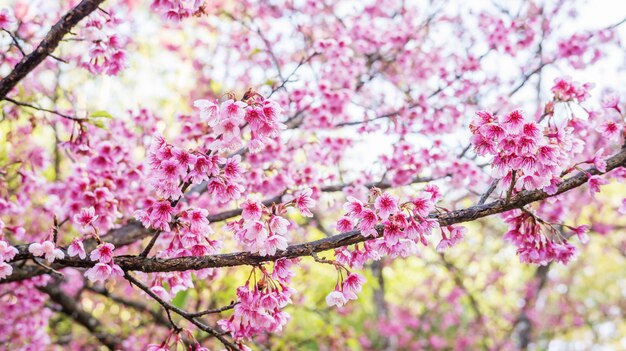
[28,241,64,262]
[67,239,86,259]
[84,262,123,283]
[73,207,98,228]
[241,199,263,221]
[325,290,348,307]
[336,216,354,232]
[90,243,115,263]
[0,240,18,262]
[587,175,608,194]
[374,193,399,220]
[342,273,366,300]
[285,188,316,217]
[0,262,12,280]
[0,8,14,30]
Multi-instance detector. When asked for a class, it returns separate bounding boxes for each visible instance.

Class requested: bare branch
[123,272,241,350]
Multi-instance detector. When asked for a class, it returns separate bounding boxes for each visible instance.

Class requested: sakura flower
[358,209,379,237]
[374,193,399,220]
[0,8,14,30]
[90,243,115,263]
[149,201,175,231]
[587,175,608,194]
[269,216,289,235]
[194,99,219,125]
[479,123,506,141]
[589,148,607,172]
[286,188,316,217]
[84,262,123,283]
[0,262,12,280]
[325,290,347,307]
[67,239,86,259]
[220,99,247,121]
[0,240,18,262]
[29,241,64,262]
[341,273,366,300]
[150,285,171,301]
[596,121,621,140]
[343,196,365,218]
[171,147,197,170]
[261,234,288,256]
[241,199,263,221]
[73,207,98,228]
[412,195,434,217]
[158,159,184,181]
[449,226,466,245]
[500,109,524,132]
[243,221,269,245]
[601,91,621,112]
[336,216,354,232]
[214,118,241,141]
[572,225,589,244]
[223,155,244,180]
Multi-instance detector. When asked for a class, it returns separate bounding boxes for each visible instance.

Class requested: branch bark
[0,0,106,100]
[5,147,626,280]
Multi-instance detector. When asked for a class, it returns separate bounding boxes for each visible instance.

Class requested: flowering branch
[5,146,624,280]
[0,0,106,100]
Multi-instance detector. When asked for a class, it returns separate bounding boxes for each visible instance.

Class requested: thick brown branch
[0,0,106,100]
[5,147,626,280]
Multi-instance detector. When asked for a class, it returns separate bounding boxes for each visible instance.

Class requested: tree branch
[0,0,106,100]
[123,272,240,350]
[5,147,626,280]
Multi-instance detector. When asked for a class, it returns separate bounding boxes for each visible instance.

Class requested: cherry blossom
[1,0,625,349]
[28,241,64,262]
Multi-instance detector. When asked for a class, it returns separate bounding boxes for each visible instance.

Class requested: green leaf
[90,110,114,119]
[85,118,108,130]
[171,290,189,309]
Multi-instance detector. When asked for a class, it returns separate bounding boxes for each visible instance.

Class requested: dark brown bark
[0,0,106,100]
[5,147,626,281]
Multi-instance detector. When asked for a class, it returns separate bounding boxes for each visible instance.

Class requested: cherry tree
[1,0,625,350]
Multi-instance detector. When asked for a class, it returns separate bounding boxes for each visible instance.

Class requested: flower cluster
[84,243,123,283]
[57,137,142,235]
[0,8,14,30]
[503,210,586,265]
[80,10,128,75]
[0,240,18,279]
[150,0,205,21]
[471,109,567,193]
[478,12,537,54]
[218,264,294,341]
[551,77,592,103]
[28,240,64,262]
[557,33,601,69]
[144,135,242,201]
[228,189,315,256]
[325,271,366,308]
[194,93,285,152]
[334,187,445,268]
